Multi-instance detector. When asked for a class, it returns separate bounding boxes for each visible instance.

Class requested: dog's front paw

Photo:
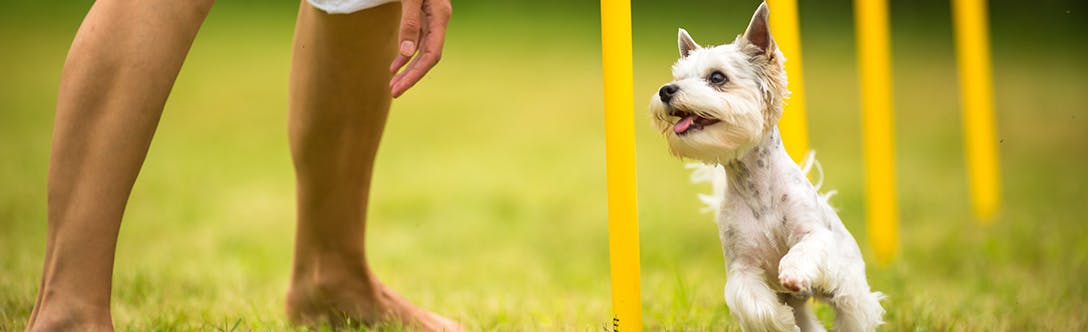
[779,272,811,295]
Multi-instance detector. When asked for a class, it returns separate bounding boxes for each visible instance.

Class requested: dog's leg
[827,278,885,332]
[778,228,834,295]
[725,266,799,332]
[782,295,826,332]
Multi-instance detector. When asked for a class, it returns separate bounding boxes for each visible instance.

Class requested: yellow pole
[854,0,898,265]
[766,0,810,163]
[952,0,1001,223]
[599,0,641,330]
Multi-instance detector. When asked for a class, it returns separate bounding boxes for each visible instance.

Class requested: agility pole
[952,0,1001,223]
[599,0,641,330]
[854,0,898,265]
[766,0,809,163]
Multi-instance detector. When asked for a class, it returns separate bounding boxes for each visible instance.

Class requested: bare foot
[286,277,461,331]
[25,304,113,332]
[26,319,113,332]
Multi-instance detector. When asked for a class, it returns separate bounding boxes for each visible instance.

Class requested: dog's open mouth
[671,110,721,135]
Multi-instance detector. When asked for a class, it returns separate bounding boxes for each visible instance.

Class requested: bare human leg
[283,2,458,330]
[26,0,213,331]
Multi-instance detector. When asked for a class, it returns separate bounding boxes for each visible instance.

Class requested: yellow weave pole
[599,0,641,330]
[854,0,898,265]
[766,0,810,163]
[952,0,1001,223]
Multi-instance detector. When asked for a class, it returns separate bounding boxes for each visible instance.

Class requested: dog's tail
[688,150,835,221]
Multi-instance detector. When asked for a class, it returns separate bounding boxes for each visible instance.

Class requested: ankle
[291,251,376,286]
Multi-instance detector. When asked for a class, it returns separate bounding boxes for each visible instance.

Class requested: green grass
[2,2,1087,331]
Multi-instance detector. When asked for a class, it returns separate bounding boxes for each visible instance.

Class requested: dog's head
[649,2,789,164]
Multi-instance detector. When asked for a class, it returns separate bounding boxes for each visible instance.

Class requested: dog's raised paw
[779,273,811,295]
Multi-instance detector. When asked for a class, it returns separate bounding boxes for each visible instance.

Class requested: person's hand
[389,0,451,98]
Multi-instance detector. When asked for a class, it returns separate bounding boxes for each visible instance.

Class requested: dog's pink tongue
[673,116,695,134]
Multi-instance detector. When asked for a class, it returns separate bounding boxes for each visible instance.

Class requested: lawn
[1,1,1086,331]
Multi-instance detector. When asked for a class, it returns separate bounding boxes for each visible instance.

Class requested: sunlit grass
[2,3,1086,331]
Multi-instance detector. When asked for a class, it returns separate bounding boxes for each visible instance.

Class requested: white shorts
[308,0,398,14]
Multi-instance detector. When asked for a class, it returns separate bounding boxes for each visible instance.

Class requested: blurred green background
[1,0,1085,330]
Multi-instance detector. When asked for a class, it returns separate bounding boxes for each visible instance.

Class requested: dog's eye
[707,71,728,85]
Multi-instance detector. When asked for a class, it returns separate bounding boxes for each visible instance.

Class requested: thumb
[398,0,423,57]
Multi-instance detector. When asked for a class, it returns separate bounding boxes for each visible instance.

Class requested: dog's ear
[742,2,776,55]
[678,28,701,57]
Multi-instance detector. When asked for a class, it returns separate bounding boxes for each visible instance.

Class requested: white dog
[649,3,885,331]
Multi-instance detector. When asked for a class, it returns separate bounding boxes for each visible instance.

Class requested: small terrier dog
[649,3,885,331]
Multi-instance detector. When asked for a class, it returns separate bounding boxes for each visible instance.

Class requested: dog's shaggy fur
[649,3,885,331]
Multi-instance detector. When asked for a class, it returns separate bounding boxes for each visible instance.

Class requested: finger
[390,31,442,97]
[391,18,434,85]
[390,1,449,96]
[397,0,423,57]
[389,53,411,73]
[390,49,440,97]
[391,2,450,97]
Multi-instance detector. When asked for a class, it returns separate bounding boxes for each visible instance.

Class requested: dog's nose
[659,84,678,103]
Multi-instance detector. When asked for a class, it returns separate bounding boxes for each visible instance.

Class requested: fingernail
[399,41,415,56]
